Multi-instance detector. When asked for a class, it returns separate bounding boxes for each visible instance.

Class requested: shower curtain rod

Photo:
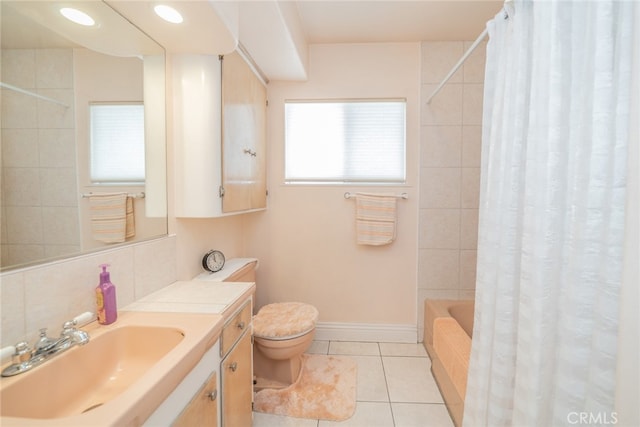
[0,81,70,108]
[425,27,489,104]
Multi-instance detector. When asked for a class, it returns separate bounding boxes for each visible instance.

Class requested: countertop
[124,280,255,315]
[0,266,256,426]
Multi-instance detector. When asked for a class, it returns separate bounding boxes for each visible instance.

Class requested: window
[285,99,406,183]
[90,103,145,184]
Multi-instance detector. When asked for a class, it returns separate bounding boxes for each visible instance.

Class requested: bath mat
[253,354,357,421]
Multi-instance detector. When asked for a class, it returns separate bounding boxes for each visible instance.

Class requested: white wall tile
[3,168,41,206]
[36,89,74,129]
[5,206,43,244]
[2,129,39,167]
[38,129,76,168]
[2,49,36,88]
[463,83,484,125]
[463,40,487,83]
[421,126,461,167]
[421,42,464,84]
[0,237,175,348]
[5,245,45,267]
[419,167,461,208]
[460,249,478,290]
[461,167,481,208]
[42,207,80,245]
[40,168,78,207]
[35,49,73,89]
[418,249,459,290]
[44,244,80,260]
[459,290,476,300]
[419,209,460,249]
[419,40,483,303]
[2,90,38,129]
[460,209,479,250]
[133,236,177,299]
[462,125,482,167]
[422,84,463,126]
[0,272,26,344]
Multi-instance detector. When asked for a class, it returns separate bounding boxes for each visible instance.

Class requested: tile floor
[252,341,455,427]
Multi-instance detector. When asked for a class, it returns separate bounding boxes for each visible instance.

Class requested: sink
[0,311,224,426]
[0,325,184,419]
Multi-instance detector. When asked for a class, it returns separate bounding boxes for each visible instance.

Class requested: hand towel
[355,193,397,245]
[89,193,134,243]
[125,196,135,239]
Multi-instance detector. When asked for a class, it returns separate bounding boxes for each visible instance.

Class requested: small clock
[202,250,225,273]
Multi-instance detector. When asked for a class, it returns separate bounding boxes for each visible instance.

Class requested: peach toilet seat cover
[253,302,319,339]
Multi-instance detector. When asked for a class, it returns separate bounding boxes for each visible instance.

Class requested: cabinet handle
[207,389,217,401]
[229,362,238,372]
[236,321,245,330]
[243,148,257,157]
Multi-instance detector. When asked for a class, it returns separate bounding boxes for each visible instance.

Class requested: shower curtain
[464,1,635,426]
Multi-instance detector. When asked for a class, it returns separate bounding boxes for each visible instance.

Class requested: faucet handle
[35,328,56,352]
[12,341,32,364]
[61,321,76,336]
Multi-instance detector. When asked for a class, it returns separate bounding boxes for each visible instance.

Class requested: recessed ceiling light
[60,7,95,26]
[154,5,183,24]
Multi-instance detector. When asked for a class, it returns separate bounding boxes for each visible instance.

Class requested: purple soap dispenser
[96,264,117,325]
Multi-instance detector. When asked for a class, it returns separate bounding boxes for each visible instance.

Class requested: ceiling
[1,1,505,80]
[294,1,503,43]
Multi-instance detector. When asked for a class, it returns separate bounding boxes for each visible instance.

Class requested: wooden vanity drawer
[221,300,252,357]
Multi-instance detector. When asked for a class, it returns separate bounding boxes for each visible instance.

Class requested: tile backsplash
[0,235,176,348]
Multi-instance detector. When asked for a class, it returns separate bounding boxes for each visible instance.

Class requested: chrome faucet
[1,313,92,377]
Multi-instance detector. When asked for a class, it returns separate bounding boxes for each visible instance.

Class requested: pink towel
[89,193,135,243]
[354,194,397,245]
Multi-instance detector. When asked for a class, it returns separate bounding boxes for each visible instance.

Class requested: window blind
[285,100,406,183]
[90,103,145,183]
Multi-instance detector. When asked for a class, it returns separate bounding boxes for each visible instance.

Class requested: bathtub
[423,299,474,427]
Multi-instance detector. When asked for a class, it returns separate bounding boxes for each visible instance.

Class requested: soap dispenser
[96,264,117,325]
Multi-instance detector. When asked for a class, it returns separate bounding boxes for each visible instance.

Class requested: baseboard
[315,321,417,343]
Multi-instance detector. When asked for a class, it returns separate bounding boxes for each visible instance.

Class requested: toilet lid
[253,302,319,339]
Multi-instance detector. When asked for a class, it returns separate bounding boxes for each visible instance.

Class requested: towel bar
[344,192,408,200]
[82,192,145,199]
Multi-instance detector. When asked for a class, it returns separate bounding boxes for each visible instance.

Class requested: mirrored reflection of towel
[89,193,135,243]
[355,194,397,246]
[125,196,135,239]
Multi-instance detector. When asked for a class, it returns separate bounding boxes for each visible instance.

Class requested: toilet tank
[223,261,257,282]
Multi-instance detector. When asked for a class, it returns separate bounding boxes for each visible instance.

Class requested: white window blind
[285,100,406,183]
[90,103,145,183]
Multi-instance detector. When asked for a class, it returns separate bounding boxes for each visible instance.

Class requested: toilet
[252,302,319,390]
[215,259,319,391]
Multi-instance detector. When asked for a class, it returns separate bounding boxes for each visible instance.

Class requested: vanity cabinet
[220,300,253,426]
[173,371,218,427]
[173,51,267,218]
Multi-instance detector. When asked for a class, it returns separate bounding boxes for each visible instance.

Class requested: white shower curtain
[464,1,634,426]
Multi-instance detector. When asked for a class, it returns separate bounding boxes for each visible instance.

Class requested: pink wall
[246,43,421,326]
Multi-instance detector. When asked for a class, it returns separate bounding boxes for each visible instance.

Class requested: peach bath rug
[253,354,357,421]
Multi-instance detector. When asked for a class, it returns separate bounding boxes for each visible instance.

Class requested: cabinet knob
[207,389,217,401]
[229,362,238,372]
[236,321,245,330]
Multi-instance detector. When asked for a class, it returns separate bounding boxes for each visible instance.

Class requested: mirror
[1,1,168,271]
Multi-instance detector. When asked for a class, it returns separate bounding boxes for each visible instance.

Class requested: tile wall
[0,235,177,348]
[1,48,79,266]
[417,41,485,340]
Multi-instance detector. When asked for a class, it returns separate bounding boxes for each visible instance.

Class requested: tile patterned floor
[252,341,455,427]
